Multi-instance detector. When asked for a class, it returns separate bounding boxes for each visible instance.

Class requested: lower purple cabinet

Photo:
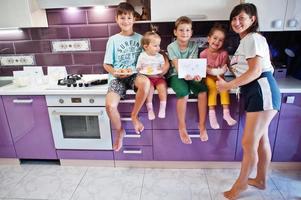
[2,96,57,159]
[0,96,16,158]
[153,129,237,161]
[56,150,114,160]
[273,94,301,161]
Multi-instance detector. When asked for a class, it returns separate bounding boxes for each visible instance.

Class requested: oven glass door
[48,107,112,150]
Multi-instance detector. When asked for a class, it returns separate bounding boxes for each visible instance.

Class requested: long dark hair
[230,3,259,33]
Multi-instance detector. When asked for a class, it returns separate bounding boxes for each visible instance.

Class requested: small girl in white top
[136,31,169,120]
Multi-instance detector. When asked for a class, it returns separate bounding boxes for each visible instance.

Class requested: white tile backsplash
[51,39,91,52]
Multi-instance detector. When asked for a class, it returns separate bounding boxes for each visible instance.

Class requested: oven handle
[13,99,33,104]
[122,149,142,154]
[52,111,103,116]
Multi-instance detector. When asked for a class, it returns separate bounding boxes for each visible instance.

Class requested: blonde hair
[141,31,161,49]
[174,16,192,30]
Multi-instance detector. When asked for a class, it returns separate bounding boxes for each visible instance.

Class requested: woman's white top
[230,32,274,77]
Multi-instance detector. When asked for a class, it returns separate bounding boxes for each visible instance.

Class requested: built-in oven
[46,95,112,150]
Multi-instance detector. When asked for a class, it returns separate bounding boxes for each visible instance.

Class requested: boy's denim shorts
[107,74,138,99]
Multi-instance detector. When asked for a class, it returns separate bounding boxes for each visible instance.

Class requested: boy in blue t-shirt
[104,2,150,151]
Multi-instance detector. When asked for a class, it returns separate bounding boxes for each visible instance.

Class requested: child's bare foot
[113,129,125,152]
[224,183,248,200]
[248,178,266,190]
[179,128,192,144]
[131,116,144,134]
[200,129,208,142]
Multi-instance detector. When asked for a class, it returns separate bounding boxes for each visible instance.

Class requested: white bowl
[210,68,225,76]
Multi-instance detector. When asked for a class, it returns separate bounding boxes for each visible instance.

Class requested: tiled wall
[0,6,300,76]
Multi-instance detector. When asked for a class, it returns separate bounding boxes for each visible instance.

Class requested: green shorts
[168,75,208,98]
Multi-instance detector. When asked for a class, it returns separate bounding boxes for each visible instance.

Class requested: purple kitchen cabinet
[114,145,153,160]
[153,129,237,161]
[118,95,147,112]
[153,94,239,130]
[111,129,152,146]
[0,97,17,158]
[113,112,152,130]
[2,96,57,159]
[57,150,113,160]
[273,94,301,161]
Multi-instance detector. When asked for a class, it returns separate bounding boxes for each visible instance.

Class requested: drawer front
[112,112,152,130]
[112,130,152,146]
[118,95,147,112]
[153,129,237,161]
[56,150,114,160]
[114,146,153,160]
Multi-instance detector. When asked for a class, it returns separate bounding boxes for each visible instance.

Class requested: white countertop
[0,75,300,95]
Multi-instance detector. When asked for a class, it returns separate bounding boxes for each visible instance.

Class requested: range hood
[0,0,47,29]
[37,0,125,9]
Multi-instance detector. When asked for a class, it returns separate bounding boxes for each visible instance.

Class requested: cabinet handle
[187,99,197,103]
[120,99,135,103]
[188,134,200,138]
[122,149,142,154]
[124,134,141,138]
[120,117,132,121]
[13,99,33,104]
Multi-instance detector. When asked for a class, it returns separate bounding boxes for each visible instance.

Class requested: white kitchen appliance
[46,95,112,150]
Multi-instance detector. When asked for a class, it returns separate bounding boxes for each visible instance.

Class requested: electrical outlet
[51,39,90,52]
[0,55,35,66]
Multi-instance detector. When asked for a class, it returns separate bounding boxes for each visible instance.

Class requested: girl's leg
[177,96,191,144]
[198,92,208,141]
[248,129,271,189]
[132,75,150,134]
[209,106,220,129]
[146,85,155,120]
[156,81,167,118]
[105,92,124,151]
[206,77,219,129]
[224,110,277,199]
[222,104,237,126]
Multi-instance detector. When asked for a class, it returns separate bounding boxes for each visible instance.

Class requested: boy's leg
[132,74,150,133]
[146,84,155,120]
[169,75,191,144]
[106,91,124,151]
[190,80,208,141]
[198,92,208,141]
[156,79,167,118]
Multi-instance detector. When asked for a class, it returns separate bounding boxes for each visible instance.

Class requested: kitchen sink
[0,79,13,87]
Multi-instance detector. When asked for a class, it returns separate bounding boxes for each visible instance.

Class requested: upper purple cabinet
[2,96,57,159]
[0,96,16,158]
[273,93,301,161]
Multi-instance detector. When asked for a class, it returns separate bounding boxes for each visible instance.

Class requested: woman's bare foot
[179,128,192,144]
[113,129,125,152]
[200,129,208,142]
[131,116,144,134]
[248,178,266,190]
[224,183,248,200]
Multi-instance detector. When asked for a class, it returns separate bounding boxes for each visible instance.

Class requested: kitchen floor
[0,163,300,200]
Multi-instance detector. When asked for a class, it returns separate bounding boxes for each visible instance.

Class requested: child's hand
[114,68,132,78]
[194,75,202,82]
[184,75,193,80]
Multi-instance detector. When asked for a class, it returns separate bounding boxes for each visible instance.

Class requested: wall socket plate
[51,39,91,52]
[0,55,36,66]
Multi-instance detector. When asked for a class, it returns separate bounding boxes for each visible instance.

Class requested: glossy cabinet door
[2,96,57,159]
[273,93,301,161]
[153,129,237,161]
[246,0,301,31]
[235,97,280,161]
[0,96,16,158]
[153,94,239,130]
[151,0,240,22]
